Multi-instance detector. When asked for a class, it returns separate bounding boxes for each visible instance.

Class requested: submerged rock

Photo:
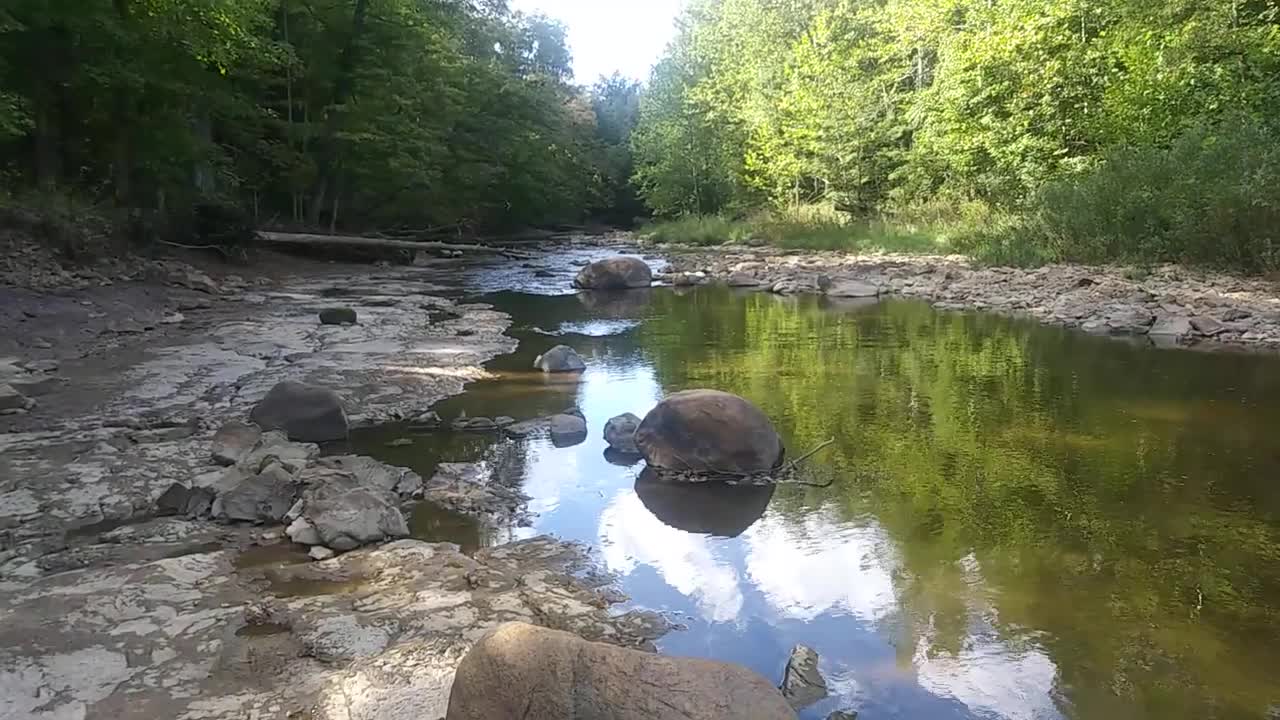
[636,389,784,475]
[534,344,586,373]
[603,413,642,455]
[445,623,796,720]
[573,256,653,290]
[211,420,262,466]
[1150,315,1194,338]
[548,413,588,448]
[250,380,349,442]
[319,307,358,325]
[781,644,828,709]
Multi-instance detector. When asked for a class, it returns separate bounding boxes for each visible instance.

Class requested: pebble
[309,546,336,561]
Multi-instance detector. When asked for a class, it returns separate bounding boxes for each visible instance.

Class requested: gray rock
[1106,307,1155,333]
[781,644,828,709]
[250,381,349,442]
[385,438,414,447]
[211,420,262,466]
[319,307,358,325]
[445,623,796,720]
[827,713,858,720]
[453,416,499,432]
[535,344,586,373]
[0,383,33,412]
[1150,315,1194,338]
[6,374,66,397]
[549,413,588,448]
[309,546,336,561]
[408,410,443,428]
[216,464,301,523]
[727,271,762,287]
[504,417,550,438]
[155,483,193,517]
[316,455,423,498]
[636,389,785,475]
[287,516,323,546]
[296,466,410,551]
[238,430,319,474]
[573,257,653,290]
[1189,316,1227,337]
[827,279,880,298]
[604,413,642,454]
[1223,308,1253,322]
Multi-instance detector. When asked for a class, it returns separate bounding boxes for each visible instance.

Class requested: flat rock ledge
[663,248,1280,350]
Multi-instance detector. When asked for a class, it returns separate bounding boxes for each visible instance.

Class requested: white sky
[510,0,685,84]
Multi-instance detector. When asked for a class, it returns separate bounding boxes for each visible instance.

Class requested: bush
[956,119,1280,272]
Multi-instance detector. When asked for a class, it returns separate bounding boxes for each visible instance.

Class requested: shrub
[956,118,1280,272]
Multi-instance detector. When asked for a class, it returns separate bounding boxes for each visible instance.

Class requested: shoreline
[0,251,670,720]
[656,244,1280,352]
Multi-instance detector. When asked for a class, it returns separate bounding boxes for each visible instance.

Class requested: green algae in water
[358,286,1280,720]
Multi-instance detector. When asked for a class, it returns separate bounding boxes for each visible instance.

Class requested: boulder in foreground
[636,389,784,475]
[445,622,797,720]
[319,307,358,325]
[573,257,653,290]
[250,381,349,442]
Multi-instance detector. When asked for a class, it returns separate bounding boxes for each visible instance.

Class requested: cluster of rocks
[663,249,1280,349]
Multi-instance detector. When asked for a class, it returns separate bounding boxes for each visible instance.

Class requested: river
[356,277,1280,720]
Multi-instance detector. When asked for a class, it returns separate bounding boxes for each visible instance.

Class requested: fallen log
[256,231,535,259]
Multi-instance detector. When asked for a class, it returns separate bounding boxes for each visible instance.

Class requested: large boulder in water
[636,389,784,475]
[535,345,586,373]
[445,622,796,720]
[250,381,349,442]
[573,257,653,290]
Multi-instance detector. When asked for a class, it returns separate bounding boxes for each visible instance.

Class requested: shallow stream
[357,277,1280,720]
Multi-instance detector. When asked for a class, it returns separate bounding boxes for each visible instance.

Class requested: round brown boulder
[636,389,784,475]
[445,623,797,720]
[573,257,653,290]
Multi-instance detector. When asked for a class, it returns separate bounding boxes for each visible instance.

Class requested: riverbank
[657,245,1280,351]
[0,248,671,720]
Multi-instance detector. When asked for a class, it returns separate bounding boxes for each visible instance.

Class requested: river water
[357,273,1280,720]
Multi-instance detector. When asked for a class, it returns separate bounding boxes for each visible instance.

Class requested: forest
[2,0,1279,269]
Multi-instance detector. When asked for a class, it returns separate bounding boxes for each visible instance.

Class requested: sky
[510,0,685,84]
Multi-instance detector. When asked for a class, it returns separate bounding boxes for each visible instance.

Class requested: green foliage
[646,204,946,253]
[632,0,1280,269]
[0,0,628,234]
[957,119,1280,271]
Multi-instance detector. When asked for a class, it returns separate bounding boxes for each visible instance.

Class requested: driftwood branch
[256,231,535,259]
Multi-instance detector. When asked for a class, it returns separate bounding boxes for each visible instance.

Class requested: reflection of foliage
[640,287,1280,719]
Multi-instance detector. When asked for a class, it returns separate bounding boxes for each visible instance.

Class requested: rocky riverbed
[0,255,671,720]
[660,247,1280,350]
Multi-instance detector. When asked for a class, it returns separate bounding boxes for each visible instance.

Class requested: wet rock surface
[781,644,829,709]
[663,248,1280,350]
[603,412,642,454]
[0,260,681,719]
[535,343,587,373]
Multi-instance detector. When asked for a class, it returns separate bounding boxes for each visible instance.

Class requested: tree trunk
[308,0,370,226]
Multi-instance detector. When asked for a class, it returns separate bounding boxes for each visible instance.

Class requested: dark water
[357,284,1280,720]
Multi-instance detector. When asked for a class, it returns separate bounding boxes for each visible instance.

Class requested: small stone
[286,516,322,546]
[1223,308,1252,322]
[781,644,828,709]
[452,416,499,432]
[309,546,336,561]
[827,712,858,720]
[31,338,53,349]
[826,279,880,298]
[1189,316,1227,337]
[603,413,642,454]
[161,312,185,324]
[261,530,282,541]
[211,420,262,466]
[155,483,192,516]
[549,413,588,448]
[407,410,442,429]
[385,438,414,447]
[319,307,358,325]
[726,271,761,287]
